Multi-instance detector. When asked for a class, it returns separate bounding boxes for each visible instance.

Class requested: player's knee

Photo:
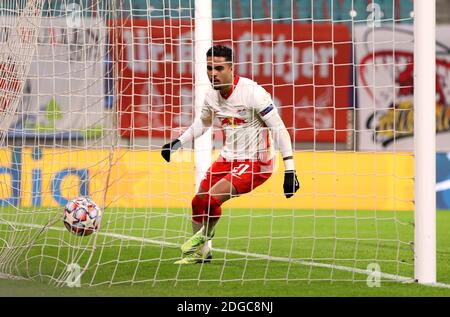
[207,194,222,219]
[191,194,207,223]
[192,193,223,223]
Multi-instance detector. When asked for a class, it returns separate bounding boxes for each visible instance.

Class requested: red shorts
[199,156,273,195]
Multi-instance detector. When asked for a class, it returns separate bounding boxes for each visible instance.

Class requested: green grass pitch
[0,208,450,296]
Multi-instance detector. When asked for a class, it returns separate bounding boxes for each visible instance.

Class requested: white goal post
[414,0,436,284]
[194,0,212,191]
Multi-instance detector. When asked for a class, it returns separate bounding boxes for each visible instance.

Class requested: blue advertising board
[437,153,450,210]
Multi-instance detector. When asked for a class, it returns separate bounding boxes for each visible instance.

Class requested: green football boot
[174,246,212,265]
[180,226,208,255]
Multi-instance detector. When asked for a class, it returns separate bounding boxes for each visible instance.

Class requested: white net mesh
[0,0,419,287]
[0,0,44,141]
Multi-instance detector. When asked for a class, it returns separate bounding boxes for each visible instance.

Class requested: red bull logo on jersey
[221,117,247,128]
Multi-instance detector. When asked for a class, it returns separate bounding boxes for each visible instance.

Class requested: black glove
[283,170,299,198]
[161,139,181,162]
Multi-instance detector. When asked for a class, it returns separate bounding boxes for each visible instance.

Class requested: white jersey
[201,76,277,161]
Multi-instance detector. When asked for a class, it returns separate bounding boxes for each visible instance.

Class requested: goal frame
[413,0,436,284]
[192,0,438,285]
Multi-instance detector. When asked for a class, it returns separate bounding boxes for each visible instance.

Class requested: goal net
[0,0,425,287]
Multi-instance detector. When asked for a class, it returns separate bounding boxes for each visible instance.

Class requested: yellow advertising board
[0,148,414,211]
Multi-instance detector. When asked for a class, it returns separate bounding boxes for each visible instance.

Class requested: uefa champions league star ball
[63,197,102,236]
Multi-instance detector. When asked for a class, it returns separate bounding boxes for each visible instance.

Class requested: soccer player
[161,45,299,264]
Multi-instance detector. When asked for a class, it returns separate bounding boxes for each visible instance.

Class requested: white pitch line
[3,220,450,289]
[0,273,27,281]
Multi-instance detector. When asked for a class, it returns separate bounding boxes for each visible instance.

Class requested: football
[63,197,102,236]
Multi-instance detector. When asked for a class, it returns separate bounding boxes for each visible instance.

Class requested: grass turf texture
[0,208,449,296]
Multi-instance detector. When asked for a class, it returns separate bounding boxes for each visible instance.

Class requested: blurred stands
[0,0,415,23]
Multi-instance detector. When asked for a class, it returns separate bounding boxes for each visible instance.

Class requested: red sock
[191,194,207,224]
[191,194,222,224]
[206,194,222,222]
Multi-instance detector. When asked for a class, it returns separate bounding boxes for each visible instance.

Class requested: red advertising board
[111,20,351,143]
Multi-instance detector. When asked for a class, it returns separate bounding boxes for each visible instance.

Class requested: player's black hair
[206,45,233,62]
